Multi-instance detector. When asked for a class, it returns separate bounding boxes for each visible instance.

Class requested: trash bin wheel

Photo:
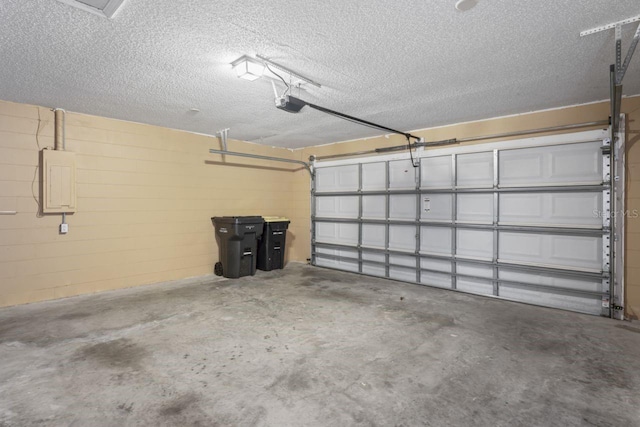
[214,262,223,276]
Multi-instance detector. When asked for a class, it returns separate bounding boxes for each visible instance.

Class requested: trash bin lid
[263,216,290,223]
[212,216,264,225]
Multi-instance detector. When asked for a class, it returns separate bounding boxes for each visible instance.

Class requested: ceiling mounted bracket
[209,148,314,178]
[216,128,229,152]
[256,55,322,88]
[580,14,640,85]
[615,22,640,84]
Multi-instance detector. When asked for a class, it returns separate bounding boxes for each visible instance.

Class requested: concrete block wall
[0,100,300,306]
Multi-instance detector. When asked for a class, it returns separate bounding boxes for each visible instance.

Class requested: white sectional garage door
[312,130,614,316]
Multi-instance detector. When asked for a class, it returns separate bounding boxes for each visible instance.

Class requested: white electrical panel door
[41,150,77,213]
[312,130,612,316]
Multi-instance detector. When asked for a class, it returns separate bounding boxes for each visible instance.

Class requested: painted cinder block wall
[290,96,640,319]
[0,100,301,306]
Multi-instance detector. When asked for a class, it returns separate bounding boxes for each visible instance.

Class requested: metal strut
[216,128,229,151]
[208,148,314,178]
[581,15,640,135]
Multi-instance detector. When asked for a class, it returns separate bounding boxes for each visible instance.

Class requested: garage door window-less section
[311,130,616,316]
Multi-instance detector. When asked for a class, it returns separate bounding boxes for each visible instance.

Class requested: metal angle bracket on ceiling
[256,55,322,88]
[208,148,314,178]
[216,128,229,151]
[580,14,640,85]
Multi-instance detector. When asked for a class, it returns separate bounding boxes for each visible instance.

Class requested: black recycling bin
[257,217,290,271]
[211,216,264,278]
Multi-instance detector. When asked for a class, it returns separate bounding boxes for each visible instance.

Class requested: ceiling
[0,0,639,149]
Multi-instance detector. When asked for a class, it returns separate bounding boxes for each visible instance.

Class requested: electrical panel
[41,150,77,213]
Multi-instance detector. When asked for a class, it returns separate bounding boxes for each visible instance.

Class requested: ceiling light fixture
[231,56,265,81]
[55,0,127,19]
[230,55,321,87]
[455,0,478,11]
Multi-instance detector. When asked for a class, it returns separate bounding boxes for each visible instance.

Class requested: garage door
[311,130,615,316]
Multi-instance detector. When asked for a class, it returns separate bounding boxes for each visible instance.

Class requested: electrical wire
[265,64,290,96]
[32,107,50,217]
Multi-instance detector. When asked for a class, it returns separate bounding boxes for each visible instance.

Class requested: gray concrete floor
[1,263,639,427]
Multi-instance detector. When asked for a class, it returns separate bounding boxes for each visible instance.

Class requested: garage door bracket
[209,148,314,178]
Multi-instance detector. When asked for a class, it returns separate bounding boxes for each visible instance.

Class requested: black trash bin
[211,216,265,278]
[257,216,290,271]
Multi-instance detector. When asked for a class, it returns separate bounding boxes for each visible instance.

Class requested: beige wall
[2,97,639,319]
[0,100,305,307]
[292,97,640,319]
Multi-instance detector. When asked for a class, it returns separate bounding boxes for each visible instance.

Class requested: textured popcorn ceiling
[0,0,639,148]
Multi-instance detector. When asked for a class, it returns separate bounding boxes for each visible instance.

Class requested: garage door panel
[362,224,385,248]
[499,152,542,185]
[499,268,601,293]
[421,194,452,221]
[499,141,602,186]
[457,194,493,223]
[458,262,493,279]
[316,165,359,192]
[362,251,385,263]
[499,232,602,270]
[500,192,602,227]
[390,195,416,219]
[420,271,452,288]
[457,152,493,188]
[551,236,602,270]
[499,285,601,315]
[456,277,493,295]
[313,131,610,316]
[549,193,602,227]
[456,229,493,260]
[389,160,417,189]
[420,227,452,254]
[550,144,600,181]
[390,254,416,268]
[389,225,415,251]
[390,266,416,282]
[421,156,452,188]
[316,222,358,245]
[362,263,386,277]
[362,162,386,190]
[316,196,358,218]
[315,247,359,272]
[421,258,452,273]
[362,195,385,219]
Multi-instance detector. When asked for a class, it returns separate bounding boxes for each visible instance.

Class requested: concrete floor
[0,263,639,426]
